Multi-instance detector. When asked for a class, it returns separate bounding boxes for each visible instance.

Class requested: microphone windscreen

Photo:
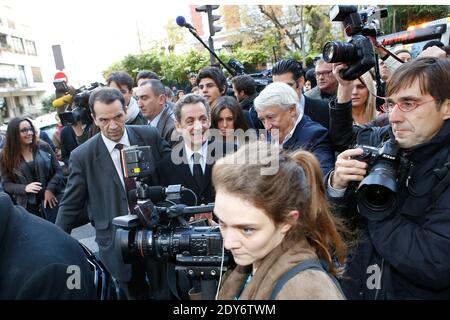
[52,94,73,108]
[176,16,186,27]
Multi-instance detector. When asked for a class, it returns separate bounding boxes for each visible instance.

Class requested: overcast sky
[13,0,192,87]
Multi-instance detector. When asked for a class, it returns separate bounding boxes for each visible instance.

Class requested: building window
[0,33,7,48]
[0,63,16,86]
[11,36,24,54]
[31,66,43,83]
[18,65,27,87]
[27,96,34,106]
[24,40,37,55]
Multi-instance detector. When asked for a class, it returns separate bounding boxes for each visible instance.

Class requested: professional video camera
[322,5,387,80]
[112,145,232,299]
[52,80,103,126]
[354,139,400,221]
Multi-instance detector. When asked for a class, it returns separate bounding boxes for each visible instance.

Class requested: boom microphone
[176,16,196,30]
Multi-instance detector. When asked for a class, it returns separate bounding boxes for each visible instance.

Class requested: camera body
[121,146,155,179]
[323,5,387,80]
[354,140,400,221]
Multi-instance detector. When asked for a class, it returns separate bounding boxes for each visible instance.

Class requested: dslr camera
[322,5,387,80]
[53,80,103,126]
[353,140,400,221]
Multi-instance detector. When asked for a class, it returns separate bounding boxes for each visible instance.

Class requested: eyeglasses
[380,98,435,113]
[20,127,34,134]
[315,70,333,78]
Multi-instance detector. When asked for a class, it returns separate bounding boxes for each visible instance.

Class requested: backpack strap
[269,259,344,300]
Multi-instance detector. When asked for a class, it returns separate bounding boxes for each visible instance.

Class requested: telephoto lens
[323,41,356,63]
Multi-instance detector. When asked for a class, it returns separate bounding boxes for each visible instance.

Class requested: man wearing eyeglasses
[327,57,450,299]
[304,59,338,103]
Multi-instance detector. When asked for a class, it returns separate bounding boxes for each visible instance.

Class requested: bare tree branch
[258,5,302,51]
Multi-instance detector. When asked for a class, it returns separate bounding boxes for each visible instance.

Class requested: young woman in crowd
[175,90,185,102]
[0,117,62,222]
[212,142,347,299]
[211,96,249,144]
[349,71,377,125]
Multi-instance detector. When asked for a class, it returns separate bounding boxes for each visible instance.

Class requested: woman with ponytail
[212,141,347,300]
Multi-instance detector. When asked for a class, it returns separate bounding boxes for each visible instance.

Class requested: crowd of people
[0,39,449,300]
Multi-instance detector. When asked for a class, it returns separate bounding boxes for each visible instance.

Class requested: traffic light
[196,5,222,37]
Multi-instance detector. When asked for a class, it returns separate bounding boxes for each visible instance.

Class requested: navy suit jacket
[283,115,335,176]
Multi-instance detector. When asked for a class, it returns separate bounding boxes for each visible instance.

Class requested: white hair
[254,82,299,112]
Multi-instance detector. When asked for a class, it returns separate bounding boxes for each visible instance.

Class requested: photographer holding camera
[328,57,450,299]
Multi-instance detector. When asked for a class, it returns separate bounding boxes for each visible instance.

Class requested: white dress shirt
[184,141,208,175]
[100,129,131,190]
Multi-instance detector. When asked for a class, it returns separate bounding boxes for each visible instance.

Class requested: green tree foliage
[41,94,55,114]
[304,6,334,55]
[383,5,449,34]
[164,19,185,53]
[103,49,211,87]
[103,45,269,87]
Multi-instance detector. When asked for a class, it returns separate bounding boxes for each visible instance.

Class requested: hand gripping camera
[354,139,400,221]
[322,5,387,80]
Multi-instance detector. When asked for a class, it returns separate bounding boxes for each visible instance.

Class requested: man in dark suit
[136,79,176,146]
[157,94,235,206]
[0,192,97,299]
[272,58,330,129]
[56,87,171,299]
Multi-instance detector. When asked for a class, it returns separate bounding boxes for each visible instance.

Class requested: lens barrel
[323,41,356,63]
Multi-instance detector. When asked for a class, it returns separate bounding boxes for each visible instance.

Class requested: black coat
[241,94,265,130]
[0,192,97,299]
[60,125,82,166]
[331,120,450,299]
[328,100,389,152]
[304,96,330,130]
[0,141,63,210]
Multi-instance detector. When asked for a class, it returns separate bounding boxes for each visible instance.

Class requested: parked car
[0,112,58,140]
[34,112,58,139]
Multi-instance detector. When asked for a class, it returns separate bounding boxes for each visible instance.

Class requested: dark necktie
[115,143,137,212]
[192,152,205,188]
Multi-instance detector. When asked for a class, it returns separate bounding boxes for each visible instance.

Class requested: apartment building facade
[0,1,46,123]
